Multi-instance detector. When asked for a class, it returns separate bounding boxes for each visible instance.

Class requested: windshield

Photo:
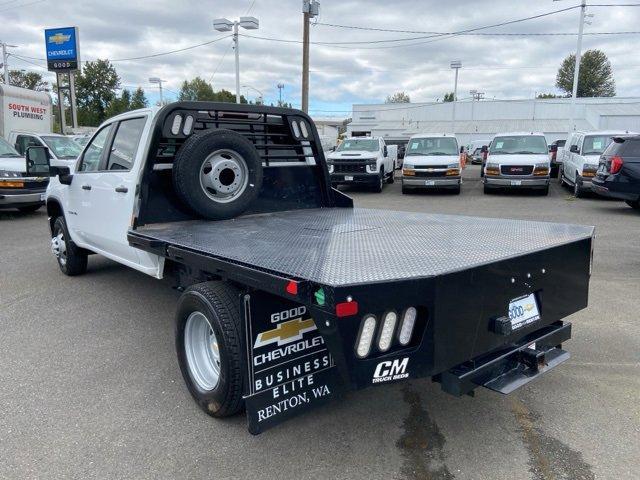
[41,136,83,159]
[0,137,21,157]
[336,139,378,152]
[582,135,613,155]
[489,136,547,155]
[406,137,458,156]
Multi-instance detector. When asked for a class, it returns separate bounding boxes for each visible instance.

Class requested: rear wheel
[51,217,87,276]
[626,200,640,210]
[175,281,244,418]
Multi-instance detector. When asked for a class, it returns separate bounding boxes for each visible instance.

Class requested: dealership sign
[44,27,80,72]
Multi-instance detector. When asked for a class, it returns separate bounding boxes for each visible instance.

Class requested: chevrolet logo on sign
[48,33,71,45]
[254,318,317,348]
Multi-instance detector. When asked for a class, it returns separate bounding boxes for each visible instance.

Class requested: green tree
[178,77,247,103]
[385,91,410,103]
[556,49,615,97]
[74,59,121,125]
[537,93,561,99]
[443,92,454,102]
[1,70,48,91]
[130,87,148,109]
[105,89,132,118]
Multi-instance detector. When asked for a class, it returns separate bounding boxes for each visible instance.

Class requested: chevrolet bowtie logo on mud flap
[254,318,317,348]
[48,33,71,45]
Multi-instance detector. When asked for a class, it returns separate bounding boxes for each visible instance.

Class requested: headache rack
[134,102,352,227]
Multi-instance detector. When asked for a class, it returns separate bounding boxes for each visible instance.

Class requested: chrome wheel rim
[184,311,221,391]
[199,149,249,204]
[51,230,67,266]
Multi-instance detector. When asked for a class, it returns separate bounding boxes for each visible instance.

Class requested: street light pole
[301,0,319,113]
[214,16,259,104]
[569,0,587,132]
[149,77,165,106]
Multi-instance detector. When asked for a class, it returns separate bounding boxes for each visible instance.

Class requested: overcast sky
[3,0,640,117]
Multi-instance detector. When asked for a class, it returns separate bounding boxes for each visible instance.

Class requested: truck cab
[401,134,461,194]
[559,130,636,198]
[483,132,550,195]
[326,136,395,192]
[10,131,83,168]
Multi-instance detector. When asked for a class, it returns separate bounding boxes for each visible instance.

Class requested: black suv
[592,135,640,210]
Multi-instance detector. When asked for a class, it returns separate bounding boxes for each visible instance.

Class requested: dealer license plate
[40,193,45,201]
[344,176,353,181]
[425,180,435,186]
[508,293,540,330]
[510,180,522,186]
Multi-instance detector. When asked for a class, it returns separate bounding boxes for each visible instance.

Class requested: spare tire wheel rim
[184,311,221,391]
[199,149,249,204]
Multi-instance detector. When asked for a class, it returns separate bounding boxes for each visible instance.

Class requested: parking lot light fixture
[214,16,260,104]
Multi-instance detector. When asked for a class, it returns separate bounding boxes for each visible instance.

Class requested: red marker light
[336,301,358,317]
[285,280,298,295]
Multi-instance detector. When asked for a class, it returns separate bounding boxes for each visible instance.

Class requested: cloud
[3,0,639,115]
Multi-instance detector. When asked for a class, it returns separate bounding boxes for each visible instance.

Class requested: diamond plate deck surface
[134,208,593,286]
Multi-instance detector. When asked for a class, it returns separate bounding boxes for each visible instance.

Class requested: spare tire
[172,129,263,220]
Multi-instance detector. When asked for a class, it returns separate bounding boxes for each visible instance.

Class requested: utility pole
[569,0,587,132]
[301,0,319,113]
[214,16,259,104]
[277,83,284,106]
[1,42,16,84]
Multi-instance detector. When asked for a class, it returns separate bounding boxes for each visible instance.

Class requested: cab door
[84,116,148,263]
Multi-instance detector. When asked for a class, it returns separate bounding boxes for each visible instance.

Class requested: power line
[0,0,46,12]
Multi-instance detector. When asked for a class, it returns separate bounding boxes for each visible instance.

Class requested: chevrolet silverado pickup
[40,102,594,434]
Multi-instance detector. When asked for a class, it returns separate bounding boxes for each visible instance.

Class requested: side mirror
[549,144,558,153]
[383,145,388,157]
[570,145,579,153]
[25,146,51,176]
[481,145,488,153]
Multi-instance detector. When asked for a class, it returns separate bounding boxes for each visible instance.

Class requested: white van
[483,132,550,195]
[326,136,395,192]
[402,134,461,194]
[559,130,637,197]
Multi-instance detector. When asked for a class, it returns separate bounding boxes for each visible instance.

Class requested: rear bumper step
[438,322,571,396]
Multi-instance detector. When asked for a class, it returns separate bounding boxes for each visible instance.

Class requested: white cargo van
[483,132,550,195]
[0,84,52,139]
[402,134,461,194]
[559,130,637,197]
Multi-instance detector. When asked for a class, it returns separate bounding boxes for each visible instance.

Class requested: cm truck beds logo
[372,358,409,384]
[254,318,317,348]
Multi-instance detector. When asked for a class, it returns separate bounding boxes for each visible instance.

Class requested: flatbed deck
[130,207,594,287]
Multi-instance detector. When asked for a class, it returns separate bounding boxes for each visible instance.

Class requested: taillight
[610,155,623,174]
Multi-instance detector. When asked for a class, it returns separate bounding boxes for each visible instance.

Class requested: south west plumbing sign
[44,27,80,72]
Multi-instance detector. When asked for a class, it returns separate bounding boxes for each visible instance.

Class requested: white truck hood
[404,154,459,166]
[328,150,377,160]
[487,154,548,165]
[0,156,26,173]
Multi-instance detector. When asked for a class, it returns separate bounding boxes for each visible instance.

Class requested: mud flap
[242,291,342,434]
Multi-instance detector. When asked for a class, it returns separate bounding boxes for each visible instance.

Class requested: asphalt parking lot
[1,165,638,480]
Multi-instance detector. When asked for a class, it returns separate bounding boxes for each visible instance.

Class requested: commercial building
[347,97,640,146]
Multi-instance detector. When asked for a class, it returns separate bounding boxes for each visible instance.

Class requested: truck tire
[483,184,491,194]
[540,185,550,196]
[175,281,244,418]
[402,185,410,194]
[172,129,263,220]
[452,184,461,195]
[558,165,565,185]
[51,216,88,276]
[573,174,584,198]
[373,169,384,193]
[625,200,640,210]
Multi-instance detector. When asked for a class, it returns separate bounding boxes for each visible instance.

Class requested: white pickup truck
[326,137,395,192]
[37,102,594,434]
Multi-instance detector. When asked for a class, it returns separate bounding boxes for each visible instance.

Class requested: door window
[106,117,146,171]
[15,135,42,155]
[79,125,112,172]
